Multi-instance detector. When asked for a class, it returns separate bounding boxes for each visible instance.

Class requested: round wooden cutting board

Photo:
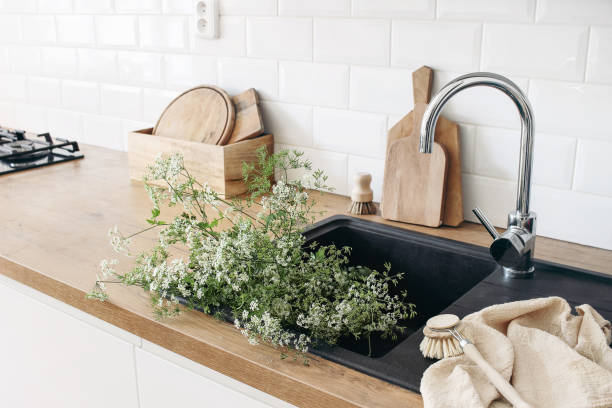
[153,85,236,145]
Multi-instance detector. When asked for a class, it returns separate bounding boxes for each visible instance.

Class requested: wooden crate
[128,128,274,197]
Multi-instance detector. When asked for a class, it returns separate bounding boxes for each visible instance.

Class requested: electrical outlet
[195,0,219,39]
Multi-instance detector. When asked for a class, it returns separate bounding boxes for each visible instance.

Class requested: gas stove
[0,126,84,175]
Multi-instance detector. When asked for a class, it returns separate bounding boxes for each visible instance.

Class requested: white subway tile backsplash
[0,102,16,127]
[41,47,78,77]
[162,0,191,14]
[143,88,177,122]
[391,21,481,71]
[62,80,99,113]
[82,114,125,150]
[533,133,577,190]
[473,126,576,189]
[314,18,390,66]
[116,0,162,13]
[22,16,56,44]
[533,185,612,250]
[101,84,143,120]
[437,0,535,22]
[118,52,163,85]
[8,45,40,74]
[191,16,246,57]
[586,27,612,84]
[78,49,117,81]
[347,155,385,202]
[458,123,477,173]
[536,0,612,25]
[74,0,113,14]
[28,76,61,107]
[261,101,313,146]
[573,139,612,196]
[95,16,138,47]
[276,143,349,195]
[0,15,22,42]
[462,174,516,227]
[529,80,612,140]
[140,16,188,51]
[279,61,348,108]
[56,16,95,45]
[164,54,217,89]
[220,0,277,16]
[483,24,588,81]
[279,0,349,16]
[1,0,36,13]
[349,66,414,115]
[432,71,529,129]
[218,57,277,100]
[0,74,27,101]
[473,126,519,181]
[14,104,47,133]
[38,0,72,13]
[313,108,387,158]
[247,17,312,61]
[353,0,434,18]
[47,109,81,141]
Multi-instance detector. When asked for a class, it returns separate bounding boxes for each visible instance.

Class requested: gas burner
[0,126,83,175]
[0,140,50,161]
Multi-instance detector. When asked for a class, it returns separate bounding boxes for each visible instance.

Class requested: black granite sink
[303,215,612,393]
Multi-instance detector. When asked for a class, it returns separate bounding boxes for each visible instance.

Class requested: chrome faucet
[419,72,536,279]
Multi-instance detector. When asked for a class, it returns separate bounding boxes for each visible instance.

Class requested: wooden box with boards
[128,85,273,198]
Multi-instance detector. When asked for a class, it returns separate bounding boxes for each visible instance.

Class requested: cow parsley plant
[88,148,416,360]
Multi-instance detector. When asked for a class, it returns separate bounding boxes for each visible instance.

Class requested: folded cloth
[420,297,612,408]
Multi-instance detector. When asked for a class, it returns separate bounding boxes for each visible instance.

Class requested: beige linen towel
[420,297,612,408]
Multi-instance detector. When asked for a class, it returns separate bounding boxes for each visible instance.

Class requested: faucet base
[502,265,535,279]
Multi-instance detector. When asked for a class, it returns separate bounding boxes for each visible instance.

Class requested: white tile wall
[1,1,611,250]
[314,18,390,66]
[247,17,312,61]
[352,0,434,19]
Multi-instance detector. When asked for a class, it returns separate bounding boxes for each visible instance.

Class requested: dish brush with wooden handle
[348,172,376,215]
[421,314,533,408]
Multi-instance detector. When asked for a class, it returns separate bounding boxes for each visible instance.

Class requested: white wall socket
[195,0,219,39]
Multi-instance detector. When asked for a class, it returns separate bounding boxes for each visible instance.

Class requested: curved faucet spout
[419,72,534,216]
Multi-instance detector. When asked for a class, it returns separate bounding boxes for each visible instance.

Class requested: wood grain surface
[385,66,464,227]
[226,88,264,145]
[153,85,235,145]
[0,145,610,407]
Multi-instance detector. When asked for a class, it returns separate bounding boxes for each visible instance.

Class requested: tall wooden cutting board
[382,93,448,227]
[153,85,235,145]
[385,66,464,227]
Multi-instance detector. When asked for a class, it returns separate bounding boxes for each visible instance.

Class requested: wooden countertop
[1,145,610,408]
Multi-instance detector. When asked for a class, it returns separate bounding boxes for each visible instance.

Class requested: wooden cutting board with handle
[385,66,464,227]
[153,85,235,145]
[225,88,264,145]
[382,66,449,227]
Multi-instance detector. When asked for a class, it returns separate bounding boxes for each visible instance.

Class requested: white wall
[0,0,611,250]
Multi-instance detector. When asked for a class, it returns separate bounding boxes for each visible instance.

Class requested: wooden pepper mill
[348,172,377,215]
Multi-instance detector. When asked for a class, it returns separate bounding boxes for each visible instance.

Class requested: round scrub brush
[420,314,533,408]
[348,172,377,215]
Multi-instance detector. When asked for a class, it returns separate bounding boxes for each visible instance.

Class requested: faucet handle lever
[472,207,500,240]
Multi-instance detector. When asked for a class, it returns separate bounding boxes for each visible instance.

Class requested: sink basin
[303,215,496,358]
[303,215,612,393]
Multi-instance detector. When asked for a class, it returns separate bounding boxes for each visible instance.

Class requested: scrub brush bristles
[348,172,377,215]
[348,201,377,215]
[420,326,464,359]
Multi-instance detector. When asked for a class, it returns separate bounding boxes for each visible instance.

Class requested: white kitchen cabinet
[135,348,275,408]
[0,280,140,408]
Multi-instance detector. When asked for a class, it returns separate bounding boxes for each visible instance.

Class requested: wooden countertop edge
[0,255,424,408]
